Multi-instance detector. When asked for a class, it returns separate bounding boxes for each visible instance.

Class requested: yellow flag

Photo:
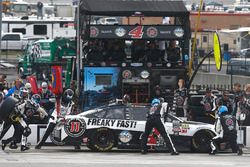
[213,32,222,71]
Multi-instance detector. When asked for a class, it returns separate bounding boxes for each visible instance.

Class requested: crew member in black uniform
[237,84,250,126]
[173,79,188,117]
[210,105,242,155]
[165,40,181,64]
[141,98,179,155]
[200,88,216,115]
[35,89,74,149]
[1,87,29,151]
[216,91,233,117]
[231,83,243,116]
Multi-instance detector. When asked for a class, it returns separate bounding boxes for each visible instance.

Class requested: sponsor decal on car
[64,118,86,137]
[181,123,190,129]
[87,118,137,128]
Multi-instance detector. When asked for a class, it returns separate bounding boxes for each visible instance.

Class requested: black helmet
[64,89,74,101]
[31,94,41,105]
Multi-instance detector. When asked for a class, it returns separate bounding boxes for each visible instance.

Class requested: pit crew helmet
[31,94,41,105]
[218,105,228,115]
[151,98,160,106]
[41,82,48,94]
[19,87,29,98]
[64,89,74,101]
[25,83,32,90]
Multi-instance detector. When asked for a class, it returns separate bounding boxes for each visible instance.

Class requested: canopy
[80,0,189,17]
[220,27,250,33]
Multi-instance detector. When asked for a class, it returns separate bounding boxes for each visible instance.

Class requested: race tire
[0,97,18,121]
[49,129,65,146]
[86,141,97,151]
[87,128,115,152]
[191,130,215,153]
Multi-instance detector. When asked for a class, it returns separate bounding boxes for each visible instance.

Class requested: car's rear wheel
[87,128,115,152]
[192,130,215,153]
[49,129,65,146]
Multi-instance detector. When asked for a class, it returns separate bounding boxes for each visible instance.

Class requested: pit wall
[1,124,250,147]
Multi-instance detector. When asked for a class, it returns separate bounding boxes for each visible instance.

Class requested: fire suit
[141,102,178,155]
[173,88,188,117]
[210,113,240,154]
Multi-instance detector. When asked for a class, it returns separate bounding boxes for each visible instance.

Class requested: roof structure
[80,0,189,16]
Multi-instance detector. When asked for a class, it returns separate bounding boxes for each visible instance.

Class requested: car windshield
[167,113,184,123]
[85,105,184,122]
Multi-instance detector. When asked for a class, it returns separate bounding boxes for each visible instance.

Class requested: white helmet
[19,87,29,97]
[25,83,32,89]
[41,82,48,93]
[41,82,48,88]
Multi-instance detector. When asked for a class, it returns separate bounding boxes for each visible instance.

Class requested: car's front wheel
[192,130,215,153]
[87,128,115,152]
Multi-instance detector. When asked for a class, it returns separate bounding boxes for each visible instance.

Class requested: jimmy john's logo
[87,118,137,128]
[65,118,86,137]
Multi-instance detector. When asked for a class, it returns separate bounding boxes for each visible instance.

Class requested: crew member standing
[210,105,242,155]
[216,91,233,116]
[35,89,74,149]
[141,98,179,155]
[236,84,250,126]
[173,79,188,117]
[200,88,217,116]
[231,83,243,116]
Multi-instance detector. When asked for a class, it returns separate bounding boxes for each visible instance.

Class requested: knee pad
[23,127,31,137]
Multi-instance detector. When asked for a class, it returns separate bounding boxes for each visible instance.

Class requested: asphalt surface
[0,146,250,167]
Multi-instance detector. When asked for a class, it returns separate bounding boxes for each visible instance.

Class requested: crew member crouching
[209,105,243,155]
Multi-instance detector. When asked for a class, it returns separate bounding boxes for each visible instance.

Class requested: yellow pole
[188,0,204,77]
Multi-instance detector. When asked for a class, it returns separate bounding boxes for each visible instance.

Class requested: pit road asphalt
[0,146,250,167]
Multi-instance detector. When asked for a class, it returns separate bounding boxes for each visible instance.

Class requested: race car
[51,103,216,152]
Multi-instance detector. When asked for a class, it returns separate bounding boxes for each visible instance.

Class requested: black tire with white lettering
[87,128,115,152]
[0,97,18,121]
[191,130,215,152]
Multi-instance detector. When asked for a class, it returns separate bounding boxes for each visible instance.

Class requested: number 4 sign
[128,26,144,39]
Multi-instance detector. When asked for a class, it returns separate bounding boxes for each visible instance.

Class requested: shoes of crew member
[209,150,216,155]
[21,145,30,152]
[141,150,147,154]
[35,145,41,149]
[74,145,81,150]
[1,141,7,151]
[238,149,243,156]
[9,143,18,149]
[171,151,179,155]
